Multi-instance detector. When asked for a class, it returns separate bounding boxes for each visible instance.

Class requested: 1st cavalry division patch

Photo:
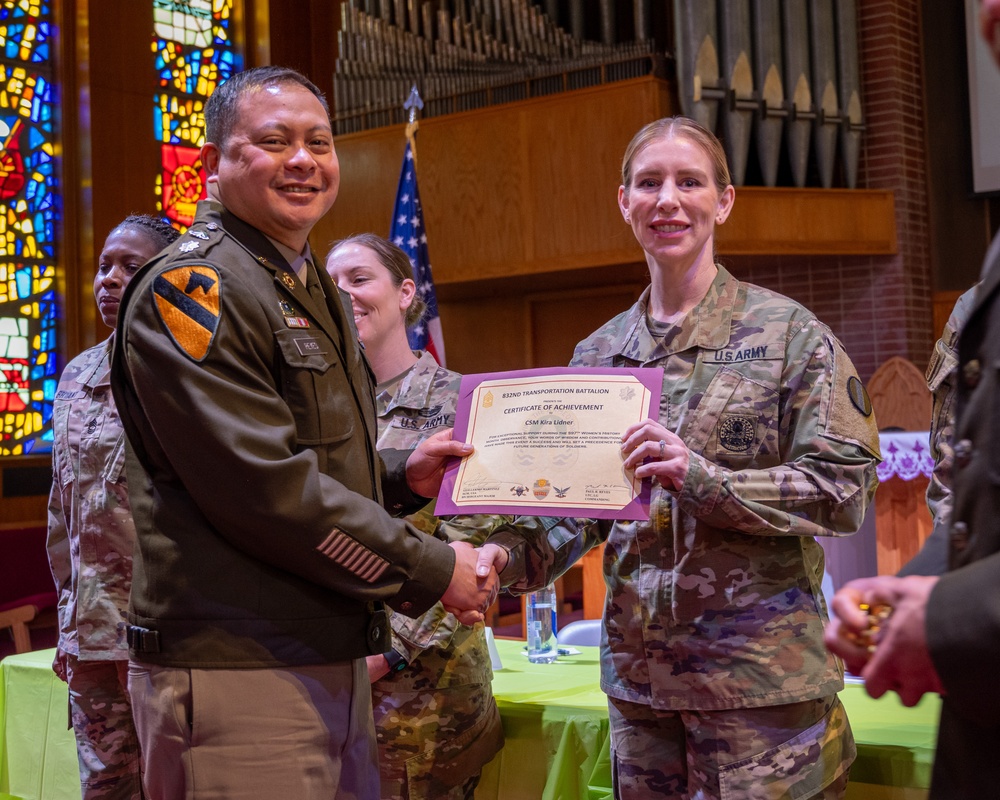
[152,265,221,361]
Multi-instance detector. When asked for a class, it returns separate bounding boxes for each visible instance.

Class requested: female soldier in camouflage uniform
[481,117,881,799]
[326,234,503,800]
[47,215,178,800]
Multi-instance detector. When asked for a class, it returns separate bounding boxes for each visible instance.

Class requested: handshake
[440,542,510,626]
[404,429,512,625]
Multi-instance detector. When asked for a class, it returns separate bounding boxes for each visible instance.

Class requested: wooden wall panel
[528,285,645,368]
[438,295,531,376]
[314,125,402,255]
[318,77,674,280]
[875,476,933,575]
[719,187,898,255]
[931,289,965,345]
[318,77,898,297]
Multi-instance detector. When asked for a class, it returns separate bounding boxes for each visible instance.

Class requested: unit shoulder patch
[152,265,222,362]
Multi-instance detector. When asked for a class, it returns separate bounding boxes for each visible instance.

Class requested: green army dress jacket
[493,265,881,711]
[110,200,456,668]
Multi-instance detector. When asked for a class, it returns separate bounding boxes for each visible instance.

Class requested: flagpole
[390,85,446,366]
[403,84,423,168]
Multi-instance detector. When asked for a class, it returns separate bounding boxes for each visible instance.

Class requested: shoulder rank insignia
[178,241,200,253]
[188,230,209,240]
[152,265,221,362]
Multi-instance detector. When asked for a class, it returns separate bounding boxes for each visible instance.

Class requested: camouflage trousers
[66,656,143,800]
[608,694,854,800]
[372,685,503,800]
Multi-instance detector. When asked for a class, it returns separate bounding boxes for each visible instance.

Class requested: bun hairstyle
[115,214,181,252]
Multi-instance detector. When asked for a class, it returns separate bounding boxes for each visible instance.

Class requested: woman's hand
[52,647,69,683]
[620,419,690,491]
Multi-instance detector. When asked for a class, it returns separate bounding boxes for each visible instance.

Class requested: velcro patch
[316,528,389,583]
[718,414,756,451]
[152,265,221,362]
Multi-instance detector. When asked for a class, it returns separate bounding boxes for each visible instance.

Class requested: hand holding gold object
[848,602,894,653]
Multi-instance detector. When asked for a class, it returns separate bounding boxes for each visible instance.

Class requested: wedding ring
[658,439,666,459]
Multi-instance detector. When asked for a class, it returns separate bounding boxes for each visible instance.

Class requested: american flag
[390,140,445,365]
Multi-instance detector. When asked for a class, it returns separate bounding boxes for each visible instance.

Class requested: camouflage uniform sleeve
[923,288,974,527]
[387,513,513,660]
[45,452,72,632]
[675,322,880,537]
[899,287,976,577]
[488,516,606,593]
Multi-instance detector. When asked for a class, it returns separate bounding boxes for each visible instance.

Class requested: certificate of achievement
[435,367,663,520]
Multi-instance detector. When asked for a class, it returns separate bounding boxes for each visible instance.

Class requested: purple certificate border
[434,366,664,520]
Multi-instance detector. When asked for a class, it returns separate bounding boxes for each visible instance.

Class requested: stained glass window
[0,0,58,456]
[154,0,241,229]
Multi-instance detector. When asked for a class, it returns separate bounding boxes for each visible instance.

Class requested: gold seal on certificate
[435,367,663,520]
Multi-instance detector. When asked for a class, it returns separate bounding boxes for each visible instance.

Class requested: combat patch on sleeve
[152,265,221,362]
[846,376,872,417]
[826,345,881,459]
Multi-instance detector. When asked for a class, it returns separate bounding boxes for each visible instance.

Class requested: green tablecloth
[0,649,77,800]
[0,642,940,800]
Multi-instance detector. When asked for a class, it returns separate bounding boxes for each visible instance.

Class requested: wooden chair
[866,355,931,432]
[866,357,934,574]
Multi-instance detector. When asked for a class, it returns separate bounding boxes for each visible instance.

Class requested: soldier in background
[477,116,881,799]
[898,284,978,577]
[326,234,504,800]
[47,215,179,800]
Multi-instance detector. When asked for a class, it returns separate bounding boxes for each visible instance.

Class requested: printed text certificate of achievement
[435,367,663,520]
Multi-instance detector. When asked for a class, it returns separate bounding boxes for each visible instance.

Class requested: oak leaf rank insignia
[152,265,221,362]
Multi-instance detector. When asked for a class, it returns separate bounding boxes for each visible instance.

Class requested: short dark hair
[115,214,180,252]
[327,233,427,328]
[205,66,330,149]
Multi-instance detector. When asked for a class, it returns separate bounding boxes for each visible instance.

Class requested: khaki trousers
[128,659,378,800]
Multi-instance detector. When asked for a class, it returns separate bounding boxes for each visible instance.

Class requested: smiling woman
[325,233,505,800]
[479,115,882,800]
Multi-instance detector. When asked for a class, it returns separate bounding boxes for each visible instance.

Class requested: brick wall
[722,0,934,381]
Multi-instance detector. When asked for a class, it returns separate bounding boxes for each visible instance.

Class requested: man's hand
[406,428,473,498]
[825,578,885,676]
[825,575,944,706]
[441,541,499,625]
